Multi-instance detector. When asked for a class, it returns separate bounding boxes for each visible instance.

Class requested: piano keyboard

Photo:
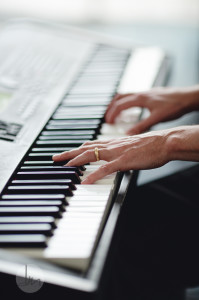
[0,22,166,271]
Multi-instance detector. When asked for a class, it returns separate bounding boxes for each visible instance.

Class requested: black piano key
[16,171,81,183]
[26,153,66,160]
[0,200,64,208]
[62,101,109,107]
[64,101,108,107]
[41,130,96,136]
[0,224,53,236]
[53,162,86,171]
[24,161,58,166]
[60,102,109,107]
[23,160,86,171]
[0,216,56,228]
[23,161,56,166]
[27,153,64,160]
[0,207,62,217]
[11,179,76,190]
[0,234,47,247]
[54,106,105,111]
[20,166,83,176]
[27,154,61,161]
[35,140,87,147]
[31,147,74,152]
[57,102,107,108]
[45,124,99,131]
[2,194,67,200]
[7,185,72,195]
[55,108,106,114]
[38,135,93,140]
[48,120,100,126]
[26,154,62,161]
[52,115,104,121]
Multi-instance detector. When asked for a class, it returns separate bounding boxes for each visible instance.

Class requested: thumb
[127,115,158,135]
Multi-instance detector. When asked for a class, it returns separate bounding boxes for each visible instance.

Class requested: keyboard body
[0,19,169,295]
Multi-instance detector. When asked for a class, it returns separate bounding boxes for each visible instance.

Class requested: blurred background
[0,0,199,26]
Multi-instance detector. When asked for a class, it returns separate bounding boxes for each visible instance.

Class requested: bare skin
[53,86,199,184]
[106,86,199,134]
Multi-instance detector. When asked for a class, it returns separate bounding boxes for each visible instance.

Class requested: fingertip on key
[52,154,61,161]
[81,178,91,184]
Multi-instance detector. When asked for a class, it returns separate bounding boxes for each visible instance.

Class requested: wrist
[181,85,199,112]
[166,125,199,162]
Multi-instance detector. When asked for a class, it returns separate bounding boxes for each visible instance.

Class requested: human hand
[106,86,199,135]
[53,129,173,184]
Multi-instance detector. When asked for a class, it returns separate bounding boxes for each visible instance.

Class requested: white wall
[0,0,199,25]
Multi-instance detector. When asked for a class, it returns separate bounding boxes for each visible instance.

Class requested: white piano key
[68,201,107,207]
[51,232,97,239]
[66,206,105,213]
[46,244,94,255]
[67,195,108,202]
[82,166,116,185]
[72,185,112,195]
[57,212,103,226]
[56,221,101,231]
[54,223,101,230]
[45,248,93,258]
[59,212,103,219]
[100,123,127,135]
[45,180,113,262]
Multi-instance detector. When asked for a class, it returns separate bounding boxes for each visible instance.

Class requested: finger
[82,139,112,146]
[110,93,133,103]
[106,94,146,124]
[65,149,98,166]
[53,143,107,162]
[82,160,119,184]
[105,93,133,116]
[126,113,160,135]
[52,148,83,162]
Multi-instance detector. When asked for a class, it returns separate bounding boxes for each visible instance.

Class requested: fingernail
[126,130,135,135]
[81,178,90,184]
[52,154,60,159]
[126,130,132,135]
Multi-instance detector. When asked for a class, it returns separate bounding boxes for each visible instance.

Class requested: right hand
[105,86,199,135]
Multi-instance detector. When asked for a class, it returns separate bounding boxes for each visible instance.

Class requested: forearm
[167,125,199,162]
[181,85,199,112]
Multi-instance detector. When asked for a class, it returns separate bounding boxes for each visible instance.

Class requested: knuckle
[80,145,90,151]
[81,141,91,147]
[100,163,110,174]
[85,149,94,156]
[114,101,123,110]
[137,92,147,104]
[102,148,111,160]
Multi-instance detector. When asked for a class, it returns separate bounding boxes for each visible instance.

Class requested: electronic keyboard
[0,19,168,293]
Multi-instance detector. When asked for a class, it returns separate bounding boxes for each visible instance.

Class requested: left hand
[53,129,172,184]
